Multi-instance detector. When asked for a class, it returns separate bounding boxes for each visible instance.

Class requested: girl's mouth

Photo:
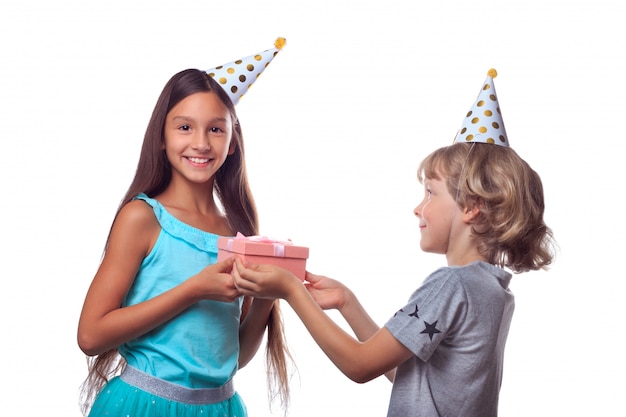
[186,156,211,164]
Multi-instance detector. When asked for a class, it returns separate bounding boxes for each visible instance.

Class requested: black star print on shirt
[395,304,420,318]
[394,305,442,342]
[420,320,442,341]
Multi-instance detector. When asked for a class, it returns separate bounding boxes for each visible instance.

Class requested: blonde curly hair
[418,142,556,273]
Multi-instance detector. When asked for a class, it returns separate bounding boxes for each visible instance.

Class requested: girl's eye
[210,126,224,133]
[179,124,191,132]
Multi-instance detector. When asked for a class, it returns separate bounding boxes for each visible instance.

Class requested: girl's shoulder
[106,198,161,259]
[131,192,159,209]
[126,193,223,252]
[114,198,160,236]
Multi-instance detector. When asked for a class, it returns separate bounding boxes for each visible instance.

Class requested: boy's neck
[446,250,489,267]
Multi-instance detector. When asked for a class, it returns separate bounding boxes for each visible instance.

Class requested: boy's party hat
[454,69,509,147]
[205,37,286,105]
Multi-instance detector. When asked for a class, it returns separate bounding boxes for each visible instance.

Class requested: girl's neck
[154,182,231,235]
[158,175,217,210]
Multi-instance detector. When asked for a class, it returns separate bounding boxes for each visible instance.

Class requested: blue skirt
[88,367,248,417]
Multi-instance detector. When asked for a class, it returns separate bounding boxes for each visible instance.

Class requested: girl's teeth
[189,157,209,163]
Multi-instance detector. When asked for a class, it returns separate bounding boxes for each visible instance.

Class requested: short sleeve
[384,267,468,362]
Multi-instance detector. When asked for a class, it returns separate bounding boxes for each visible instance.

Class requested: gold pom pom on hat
[274,37,286,50]
[453,68,510,147]
[205,37,286,105]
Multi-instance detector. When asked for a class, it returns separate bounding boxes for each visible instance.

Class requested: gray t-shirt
[384,261,514,417]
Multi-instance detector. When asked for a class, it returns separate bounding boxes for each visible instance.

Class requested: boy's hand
[232,257,301,300]
[304,272,349,310]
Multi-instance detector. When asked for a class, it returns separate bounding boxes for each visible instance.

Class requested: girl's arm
[233,259,413,383]
[77,200,240,356]
[237,297,275,368]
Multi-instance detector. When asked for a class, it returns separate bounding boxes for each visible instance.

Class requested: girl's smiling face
[163,91,235,185]
[414,176,460,255]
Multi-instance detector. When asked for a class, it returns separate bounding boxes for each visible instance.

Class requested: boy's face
[413,176,460,255]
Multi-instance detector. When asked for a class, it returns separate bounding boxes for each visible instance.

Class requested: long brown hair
[80,69,292,414]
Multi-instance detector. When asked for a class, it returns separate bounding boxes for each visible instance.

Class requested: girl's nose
[192,133,211,151]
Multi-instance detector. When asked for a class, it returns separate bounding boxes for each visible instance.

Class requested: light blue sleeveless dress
[88,194,247,417]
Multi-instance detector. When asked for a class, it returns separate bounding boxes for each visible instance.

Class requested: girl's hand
[232,257,301,300]
[304,272,350,311]
[193,257,241,302]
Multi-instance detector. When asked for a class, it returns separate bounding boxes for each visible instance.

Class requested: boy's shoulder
[424,261,511,292]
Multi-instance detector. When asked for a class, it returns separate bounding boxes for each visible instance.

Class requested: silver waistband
[120,366,235,404]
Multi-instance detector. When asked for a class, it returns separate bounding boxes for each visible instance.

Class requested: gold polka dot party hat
[205,37,286,105]
[453,69,509,147]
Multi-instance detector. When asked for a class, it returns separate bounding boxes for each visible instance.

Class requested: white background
[1,0,624,415]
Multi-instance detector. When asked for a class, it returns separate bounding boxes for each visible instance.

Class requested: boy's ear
[463,204,482,223]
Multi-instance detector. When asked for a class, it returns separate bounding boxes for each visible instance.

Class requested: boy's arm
[233,259,411,383]
[306,273,396,382]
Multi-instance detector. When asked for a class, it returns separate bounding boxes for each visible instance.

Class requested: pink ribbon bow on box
[228,232,293,257]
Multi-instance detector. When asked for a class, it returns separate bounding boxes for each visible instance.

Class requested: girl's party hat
[453,69,509,147]
[205,37,286,105]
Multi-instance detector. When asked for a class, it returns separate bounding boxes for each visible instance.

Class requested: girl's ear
[228,139,237,156]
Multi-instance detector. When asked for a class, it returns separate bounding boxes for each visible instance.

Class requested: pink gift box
[218,233,309,281]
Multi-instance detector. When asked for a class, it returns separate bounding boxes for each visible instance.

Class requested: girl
[230,71,556,416]
[77,68,291,416]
